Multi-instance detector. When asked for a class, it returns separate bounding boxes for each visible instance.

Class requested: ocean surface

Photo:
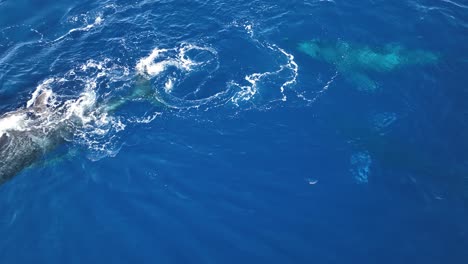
[1,0,467,263]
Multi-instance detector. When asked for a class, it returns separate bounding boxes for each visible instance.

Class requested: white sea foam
[231,44,299,105]
[164,77,175,93]
[128,112,162,124]
[275,45,299,101]
[228,22,299,106]
[135,48,170,76]
[0,113,28,136]
[135,43,217,78]
[244,23,254,38]
[0,77,59,137]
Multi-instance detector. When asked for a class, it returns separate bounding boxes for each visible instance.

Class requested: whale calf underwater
[297,39,439,91]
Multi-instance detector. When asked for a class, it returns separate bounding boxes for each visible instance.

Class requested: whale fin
[33,92,49,107]
[28,90,52,112]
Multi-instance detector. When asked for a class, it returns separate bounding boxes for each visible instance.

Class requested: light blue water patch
[371,112,397,135]
[350,151,372,184]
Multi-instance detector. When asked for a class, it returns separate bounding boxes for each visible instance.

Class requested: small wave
[0,24,44,46]
[51,16,103,43]
[0,25,45,68]
[440,0,468,10]
[408,0,467,25]
[297,71,338,104]
[128,112,162,124]
[0,112,28,136]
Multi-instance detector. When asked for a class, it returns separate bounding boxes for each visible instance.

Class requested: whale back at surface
[0,131,41,184]
[0,91,61,184]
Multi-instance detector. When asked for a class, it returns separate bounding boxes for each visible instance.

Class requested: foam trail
[297,71,338,104]
[231,44,299,105]
[227,22,300,106]
[52,16,103,43]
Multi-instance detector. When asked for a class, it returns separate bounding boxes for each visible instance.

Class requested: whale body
[0,74,163,185]
[297,39,439,91]
[0,90,64,184]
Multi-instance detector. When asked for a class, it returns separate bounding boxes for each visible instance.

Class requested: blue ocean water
[1,0,468,263]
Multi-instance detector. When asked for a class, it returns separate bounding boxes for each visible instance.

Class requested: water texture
[0,0,467,263]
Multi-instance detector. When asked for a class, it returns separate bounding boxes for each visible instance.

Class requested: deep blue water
[1,0,468,263]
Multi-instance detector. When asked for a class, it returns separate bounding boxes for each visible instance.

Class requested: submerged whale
[297,39,439,91]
